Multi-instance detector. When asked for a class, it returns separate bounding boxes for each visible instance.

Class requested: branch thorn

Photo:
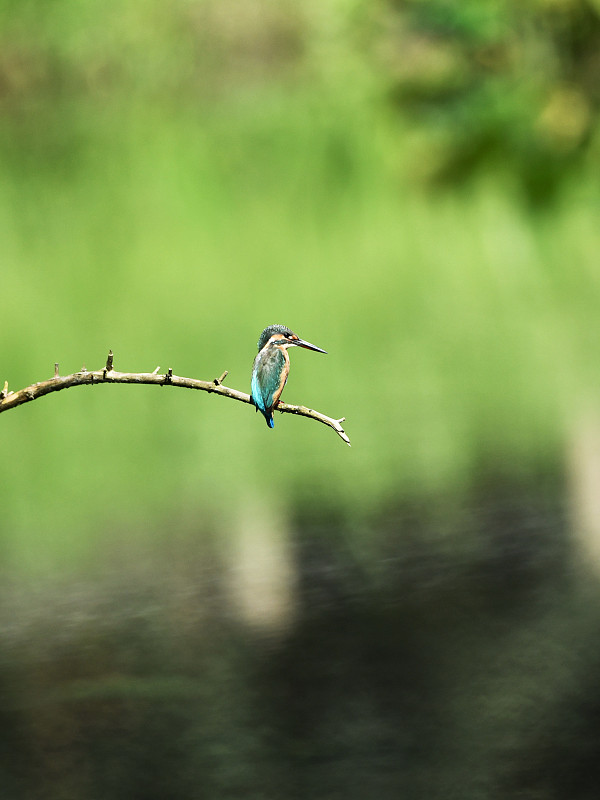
[164,368,173,385]
[214,370,228,386]
[152,366,160,375]
[105,350,114,371]
[54,363,59,378]
[0,381,7,399]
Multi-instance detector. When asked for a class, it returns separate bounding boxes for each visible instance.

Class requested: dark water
[1,486,599,799]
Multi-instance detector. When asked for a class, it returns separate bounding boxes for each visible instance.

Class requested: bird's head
[257,325,327,354]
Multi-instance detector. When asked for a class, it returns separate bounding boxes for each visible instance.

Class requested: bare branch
[0,356,351,445]
[276,402,352,446]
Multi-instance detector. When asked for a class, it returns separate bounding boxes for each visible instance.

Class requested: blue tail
[259,406,274,428]
[250,393,274,428]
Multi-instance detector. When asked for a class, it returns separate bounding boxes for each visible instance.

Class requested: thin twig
[0,353,351,445]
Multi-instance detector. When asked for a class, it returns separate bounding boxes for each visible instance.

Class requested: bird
[250,324,327,428]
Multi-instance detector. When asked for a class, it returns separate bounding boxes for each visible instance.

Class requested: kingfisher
[250,324,327,428]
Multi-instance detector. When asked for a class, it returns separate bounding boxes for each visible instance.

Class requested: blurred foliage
[375,0,600,200]
[0,0,598,199]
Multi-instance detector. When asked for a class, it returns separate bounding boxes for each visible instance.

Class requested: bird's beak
[294,338,327,354]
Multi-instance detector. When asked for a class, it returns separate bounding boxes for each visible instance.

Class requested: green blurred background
[1,1,600,797]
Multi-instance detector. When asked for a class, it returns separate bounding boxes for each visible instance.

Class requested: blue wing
[251,348,287,428]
